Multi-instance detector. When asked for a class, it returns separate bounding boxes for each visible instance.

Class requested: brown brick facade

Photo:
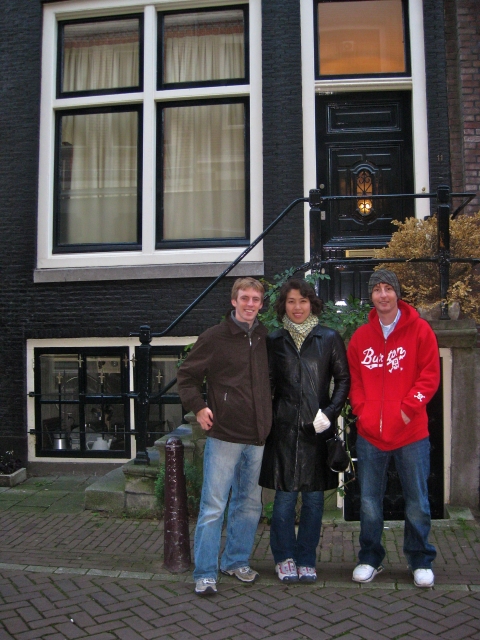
[445,0,480,213]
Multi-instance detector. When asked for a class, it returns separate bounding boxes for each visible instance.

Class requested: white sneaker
[413,568,434,588]
[275,558,299,582]
[297,566,317,583]
[352,564,383,583]
[194,578,217,595]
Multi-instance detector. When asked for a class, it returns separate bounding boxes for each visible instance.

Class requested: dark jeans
[270,490,324,567]
[357,435,436,571]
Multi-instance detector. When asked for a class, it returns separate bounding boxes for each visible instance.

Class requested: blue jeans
[356,435,436,571]
[270,490,324,567]
[193,437,264,581]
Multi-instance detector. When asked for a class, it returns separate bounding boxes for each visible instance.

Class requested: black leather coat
[259,324,350,492]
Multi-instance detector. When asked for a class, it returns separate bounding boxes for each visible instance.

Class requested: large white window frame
[300,0,430,264]
[36,0,263,282]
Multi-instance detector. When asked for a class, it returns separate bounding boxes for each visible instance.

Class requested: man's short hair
[231,277,265,301]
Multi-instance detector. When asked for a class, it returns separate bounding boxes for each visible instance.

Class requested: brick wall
[423,0,452,206]
[261,0,305,280]
[444,0,480,213]
[0,0,306,459]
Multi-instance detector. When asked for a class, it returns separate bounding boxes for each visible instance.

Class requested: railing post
[163,436,191,573]
[309,187,325,274]
[134,325,151,465]
[436,185,451,320]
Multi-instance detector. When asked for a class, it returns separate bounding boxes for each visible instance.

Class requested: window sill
[34,261,264,283]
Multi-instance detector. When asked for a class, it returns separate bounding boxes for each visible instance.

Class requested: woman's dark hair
[274,278,323,321]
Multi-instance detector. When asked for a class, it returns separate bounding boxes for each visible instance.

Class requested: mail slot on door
[345,249,377,258]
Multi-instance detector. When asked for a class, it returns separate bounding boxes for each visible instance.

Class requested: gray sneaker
[195,578,217,595]
[221,566,259,583]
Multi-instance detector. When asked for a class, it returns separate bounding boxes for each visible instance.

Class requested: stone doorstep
[84,462,476,526]
[444,505,475,521]
[84,421,479,523]
[0,467,27,488]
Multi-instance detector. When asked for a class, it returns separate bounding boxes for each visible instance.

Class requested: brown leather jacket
[177,313,272,445]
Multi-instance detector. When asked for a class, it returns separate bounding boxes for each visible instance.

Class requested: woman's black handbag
[326,436,351,473]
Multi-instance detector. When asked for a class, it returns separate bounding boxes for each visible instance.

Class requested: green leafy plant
[259,267,370,340]
[0,451,23,475]
[177,343,194,368]
[263,500,274,524]
[259,268,330,332]
[320,295,371,344]
[155,460,203,517]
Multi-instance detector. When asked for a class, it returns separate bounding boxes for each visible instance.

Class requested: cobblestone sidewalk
[1,475,480,639]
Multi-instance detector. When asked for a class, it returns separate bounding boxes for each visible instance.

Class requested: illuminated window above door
[316,0,408,78]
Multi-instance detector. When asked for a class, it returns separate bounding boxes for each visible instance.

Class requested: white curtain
[60,111,138,244]
[162,11,246,240]
[63,43,139,93]
[60,20,140,245]
[59,13,246,246]
[163,10,244,83]
[163,102,245,240]
[164,34,244,84]
[62,19,139,92]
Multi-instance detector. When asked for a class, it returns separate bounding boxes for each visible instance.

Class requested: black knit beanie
[368,270,401,299]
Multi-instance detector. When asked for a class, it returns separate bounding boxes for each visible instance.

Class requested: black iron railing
[130,185,478,464]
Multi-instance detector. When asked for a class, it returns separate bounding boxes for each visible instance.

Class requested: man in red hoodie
[347,270,440,588]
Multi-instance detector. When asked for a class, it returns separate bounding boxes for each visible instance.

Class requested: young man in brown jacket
[177,277,272,596]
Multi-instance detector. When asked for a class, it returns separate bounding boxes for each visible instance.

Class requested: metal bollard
[163,436,192,573]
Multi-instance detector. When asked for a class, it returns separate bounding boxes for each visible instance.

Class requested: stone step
[84,466,126,515]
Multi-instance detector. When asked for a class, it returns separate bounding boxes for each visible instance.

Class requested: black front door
[344,364,444,521]
[314,91,414,303]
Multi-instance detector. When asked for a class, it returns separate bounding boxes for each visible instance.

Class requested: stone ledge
[444,505,475,521]
[34,261,264,283]
[0,468,27,487]
[429,319,478,348]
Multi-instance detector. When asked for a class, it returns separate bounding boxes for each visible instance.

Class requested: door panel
[344,365,444,521]
[315,91,414,303]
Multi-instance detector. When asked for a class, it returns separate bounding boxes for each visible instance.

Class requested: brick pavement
[1,477,480,638]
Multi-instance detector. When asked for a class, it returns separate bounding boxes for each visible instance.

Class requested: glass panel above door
[316,0,407,77]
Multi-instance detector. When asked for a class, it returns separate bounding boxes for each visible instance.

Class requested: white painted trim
[300,0,317,264]
[315,78,412,93]
[248,0,263,248]
[301,0,430,259]
[37,0,263,274]
[45,0,247,18]
[409,0,430,219]
[142,4,157,257]
[33,260,264,283]
[26,335,196,463]
[440,347,452,506]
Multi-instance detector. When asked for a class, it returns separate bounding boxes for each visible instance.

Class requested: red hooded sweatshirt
[347,300,440,451]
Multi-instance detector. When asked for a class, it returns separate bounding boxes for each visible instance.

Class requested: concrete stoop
[85,420,200,516]
[85,451,162,516]
[84,466,126,514]
[84,417,476,523]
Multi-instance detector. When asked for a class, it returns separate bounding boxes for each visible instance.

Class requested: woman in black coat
[259,278,350,583]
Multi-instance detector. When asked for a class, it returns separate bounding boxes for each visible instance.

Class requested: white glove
[313,409,330,433]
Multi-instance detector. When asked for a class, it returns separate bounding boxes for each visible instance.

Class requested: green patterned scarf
[282,313,319,351]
